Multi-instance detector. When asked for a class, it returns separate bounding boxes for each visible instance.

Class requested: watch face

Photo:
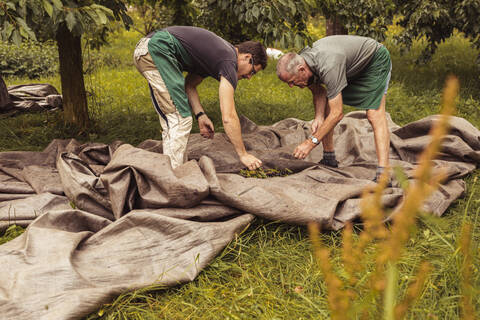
[311,136,319,144]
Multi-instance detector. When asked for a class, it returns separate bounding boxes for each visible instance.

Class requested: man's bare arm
[292,93,343,159]
[311,93,343,141]
[185,73,205,115]
[309,84,328,133]
[310,84,327,120]
[219,76,262,169]
[185,73,215,139]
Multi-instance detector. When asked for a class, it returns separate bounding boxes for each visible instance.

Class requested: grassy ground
[1,25,479,319]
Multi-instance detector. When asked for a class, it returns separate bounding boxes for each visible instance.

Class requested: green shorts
[342,46,392,110]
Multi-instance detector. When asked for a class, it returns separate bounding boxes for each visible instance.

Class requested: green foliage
[306,15,326,41]
[312,0,480,61]
[394,0,480,62]
[0,225,25,245]
[126,0,197,36]
[0,0,132,43]
[0,40,57,78]
[0,0,40,44]
[314,0,395,41]
[126,0,175,36]
[0,37,126,81]
[196,0,313,47]
[239,167,293,178]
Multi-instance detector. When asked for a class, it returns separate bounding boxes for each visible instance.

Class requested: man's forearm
[185,73,204,115]
[218,76,247,157]
[312,94,343,141]
[310,85,327,120]
[223,115,247,157]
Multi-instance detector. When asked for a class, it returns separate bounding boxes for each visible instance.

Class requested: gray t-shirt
[300,35,381,100]
[165,26,238,89]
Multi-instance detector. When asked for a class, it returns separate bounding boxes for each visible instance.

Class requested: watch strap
[195,111,205,120]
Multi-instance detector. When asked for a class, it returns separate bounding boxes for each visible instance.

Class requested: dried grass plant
[309,76,476,319]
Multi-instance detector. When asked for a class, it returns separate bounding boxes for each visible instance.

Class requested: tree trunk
[326,16,347,36]
[56,23,89,129]
[0,74,12,110]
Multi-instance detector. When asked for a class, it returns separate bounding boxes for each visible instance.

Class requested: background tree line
[1,0,479,130]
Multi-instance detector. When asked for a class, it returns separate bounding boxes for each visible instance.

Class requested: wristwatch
[309,135,320,145]
[195,111,206,120]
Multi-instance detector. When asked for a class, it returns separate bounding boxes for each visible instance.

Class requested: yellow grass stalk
[308,222,352,320]
[394,262,432,320]
[341,222,357,285]
[459,223,475,320]
[378,76,458,266]
[311,77,459,319]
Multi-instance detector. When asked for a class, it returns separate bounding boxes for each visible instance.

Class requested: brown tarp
[0,112,478,319]
[0,83,62,116]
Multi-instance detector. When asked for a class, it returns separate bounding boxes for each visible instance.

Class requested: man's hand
[198,116,214,139]
[311,118,323,134]
[240,153,262,170]
[293,140,316,159]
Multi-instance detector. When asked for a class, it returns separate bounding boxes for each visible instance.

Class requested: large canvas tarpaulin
[0,112,478,319]
[0,83,62,116]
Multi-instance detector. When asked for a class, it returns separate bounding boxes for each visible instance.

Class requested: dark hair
[235,41,268,70]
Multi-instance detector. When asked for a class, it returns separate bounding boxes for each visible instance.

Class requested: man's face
[237,54,262,80]
[282,66,312,89]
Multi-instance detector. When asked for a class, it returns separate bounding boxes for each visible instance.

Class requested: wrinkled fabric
[1,83,62,116]
[0,112,478,320]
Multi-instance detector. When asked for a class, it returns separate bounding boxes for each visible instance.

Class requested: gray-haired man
[276,35,392,181]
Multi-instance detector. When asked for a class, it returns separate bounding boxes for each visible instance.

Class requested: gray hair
[276,52,304,78]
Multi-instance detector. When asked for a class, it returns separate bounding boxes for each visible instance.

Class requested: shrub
[0,40,58,79]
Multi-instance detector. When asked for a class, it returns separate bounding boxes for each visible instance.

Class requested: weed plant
[308,77,477,319]
[0,22,479,320]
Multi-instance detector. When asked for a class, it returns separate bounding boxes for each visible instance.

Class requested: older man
[276,35,392,181]
[134,26,268,170]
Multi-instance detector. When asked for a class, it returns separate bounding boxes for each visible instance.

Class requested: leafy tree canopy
[394,0,480,62]
[196,0,314,47]
[0,0,132,44]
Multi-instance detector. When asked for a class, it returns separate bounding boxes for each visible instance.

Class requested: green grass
[1,25,479,319]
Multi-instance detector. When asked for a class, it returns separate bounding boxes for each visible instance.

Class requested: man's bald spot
[276,52,304,80]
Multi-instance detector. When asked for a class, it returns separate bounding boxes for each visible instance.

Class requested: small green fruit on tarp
[239,167,293,179]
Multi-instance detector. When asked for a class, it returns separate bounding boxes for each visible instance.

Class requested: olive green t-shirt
[299,35,381,100]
